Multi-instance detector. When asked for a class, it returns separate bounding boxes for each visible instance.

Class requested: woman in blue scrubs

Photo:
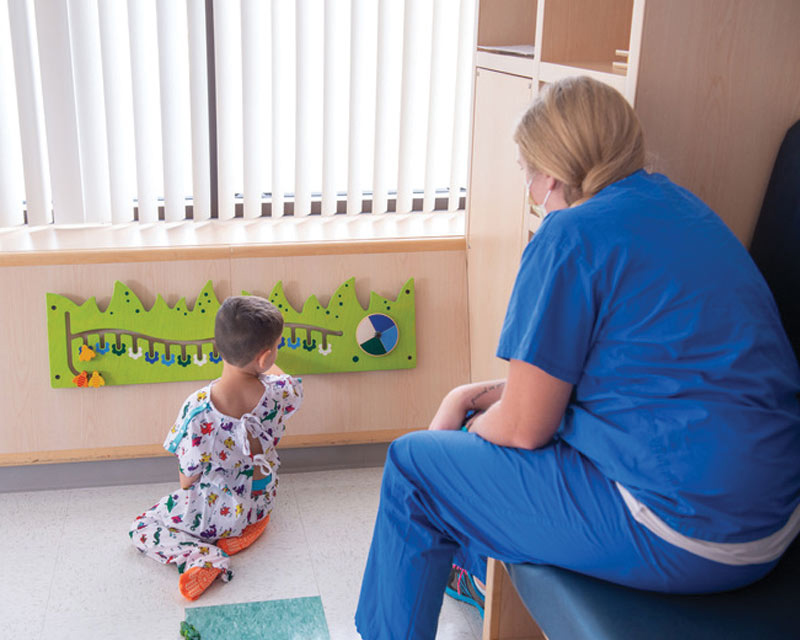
[355,76,800,640]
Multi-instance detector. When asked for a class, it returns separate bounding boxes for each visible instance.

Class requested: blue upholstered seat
[507,536,799,640]
[750,119,800,362]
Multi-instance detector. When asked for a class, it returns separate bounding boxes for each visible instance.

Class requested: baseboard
[0,442,389,493]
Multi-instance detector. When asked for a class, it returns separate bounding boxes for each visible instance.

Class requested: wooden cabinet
[634,0,800,244]
[466,68,533,382]
[538,0,640,98]
[466,0,800,383]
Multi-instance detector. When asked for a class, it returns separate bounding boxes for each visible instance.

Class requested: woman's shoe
[445,564,485,618]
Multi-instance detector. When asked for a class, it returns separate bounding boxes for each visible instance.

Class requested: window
[0,0,476,228]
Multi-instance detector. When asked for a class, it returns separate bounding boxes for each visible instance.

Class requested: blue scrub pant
[355,430,777,640]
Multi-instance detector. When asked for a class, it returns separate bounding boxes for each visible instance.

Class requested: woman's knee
[383,431,468,501]
[385,430,442,478]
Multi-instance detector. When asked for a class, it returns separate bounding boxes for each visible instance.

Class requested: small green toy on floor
[180,621,201,639]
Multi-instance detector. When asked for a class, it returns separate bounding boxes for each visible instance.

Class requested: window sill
[0,211,466,265]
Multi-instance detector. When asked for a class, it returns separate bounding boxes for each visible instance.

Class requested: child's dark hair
[214,296,284,367]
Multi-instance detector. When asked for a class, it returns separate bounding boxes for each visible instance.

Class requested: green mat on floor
[183,596,330,640]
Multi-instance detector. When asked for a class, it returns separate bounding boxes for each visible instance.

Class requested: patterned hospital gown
[129,373,303,581]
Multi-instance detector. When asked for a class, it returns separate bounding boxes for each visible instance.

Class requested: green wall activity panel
[269,277,416,375]
[46,278,416,388]
[47,281,222,388]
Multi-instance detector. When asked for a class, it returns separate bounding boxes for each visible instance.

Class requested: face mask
[526,178,552,219]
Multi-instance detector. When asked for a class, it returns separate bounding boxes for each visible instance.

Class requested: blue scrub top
[497,170,800,543]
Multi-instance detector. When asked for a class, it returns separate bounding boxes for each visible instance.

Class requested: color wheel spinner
[356,313,399,356]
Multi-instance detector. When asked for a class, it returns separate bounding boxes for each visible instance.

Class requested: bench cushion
[750,119,800,362]
[507,538,799,640]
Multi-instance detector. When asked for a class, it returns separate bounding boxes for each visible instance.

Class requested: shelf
[539,0,635,74]
[477,44,535,58]
[476,49,536,78]
[538,61,627,93]
[477,0,538,49]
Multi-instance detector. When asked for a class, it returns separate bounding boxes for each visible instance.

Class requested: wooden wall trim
[0,428,419,467]
[0,236,466,267]
[230,237,465,259]
[0,245,233,267]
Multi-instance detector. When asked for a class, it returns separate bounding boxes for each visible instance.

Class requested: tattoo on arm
[468,382,505,409]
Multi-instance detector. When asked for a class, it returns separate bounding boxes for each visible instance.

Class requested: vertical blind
[0,0,476,228]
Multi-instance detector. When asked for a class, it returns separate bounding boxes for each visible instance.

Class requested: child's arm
[179,470,200,489]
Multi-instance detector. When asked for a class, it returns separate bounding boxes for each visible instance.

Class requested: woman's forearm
[454,380,506,412]
[468,360,573,449]
[428,380,506,431]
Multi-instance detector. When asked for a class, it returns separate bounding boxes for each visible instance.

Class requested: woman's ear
[542,173,559,192]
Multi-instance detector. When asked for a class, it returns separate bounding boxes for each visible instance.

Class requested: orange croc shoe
[217,515,270,556]
[179,566,223,601]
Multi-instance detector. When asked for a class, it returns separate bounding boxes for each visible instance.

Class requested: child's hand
[179,471,200,489]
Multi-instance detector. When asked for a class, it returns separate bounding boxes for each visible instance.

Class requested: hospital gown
[129,374,303,581]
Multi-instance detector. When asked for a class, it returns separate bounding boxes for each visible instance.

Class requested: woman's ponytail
[514,76,645,206]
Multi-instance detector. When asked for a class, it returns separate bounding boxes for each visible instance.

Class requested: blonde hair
[514,76,645,206]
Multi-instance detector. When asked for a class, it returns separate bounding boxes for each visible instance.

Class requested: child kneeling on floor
[129,295,303,600]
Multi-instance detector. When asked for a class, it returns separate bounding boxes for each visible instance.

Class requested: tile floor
[1,467,483,640]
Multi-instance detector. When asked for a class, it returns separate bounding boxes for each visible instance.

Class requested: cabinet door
[467,68,534,382]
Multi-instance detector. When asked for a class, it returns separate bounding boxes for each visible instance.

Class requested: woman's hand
[428,388,469,430]
[463,409,484,431]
